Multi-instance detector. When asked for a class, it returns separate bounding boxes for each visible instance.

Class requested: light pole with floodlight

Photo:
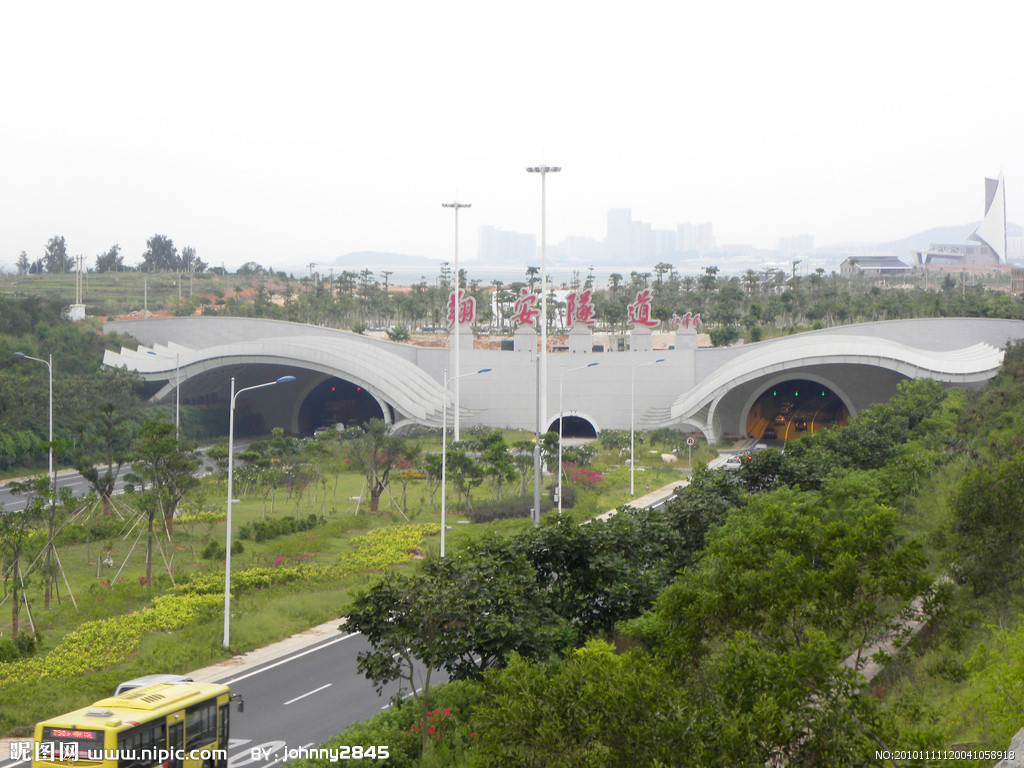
[147,350,182,437]
[527,164,560,526]
[630,358,665,496]
[224,374,295,648]
[440,367,491,557]
[14,351,55,606]
[442,201,471,441]
[557,362,598,515]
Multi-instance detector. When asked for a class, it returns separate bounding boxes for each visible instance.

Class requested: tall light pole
[630,358,665,496]
[224,374,295,648]
[147,350,182,438]
[527,164,560,526]
[557,362,598,515]
[440,367,490,558]
[442,201,471,441]
[14,351,55,608]
[13,353,52,492]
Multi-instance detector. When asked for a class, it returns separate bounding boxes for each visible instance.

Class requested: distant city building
[1007,236,1024,262]
[605,208,692,262]
[677,221,716,251]
[1012,268,1024,295]
[913,176,1006,267]
[606,209,633,261]
[840,256,912,277]
[557,235,604,264]
[1007,268,1024,296]
[478,226,535,265]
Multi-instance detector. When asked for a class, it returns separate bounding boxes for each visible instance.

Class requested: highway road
[215,632,433,768]
[0,629,437,768]
[0,450,227,513]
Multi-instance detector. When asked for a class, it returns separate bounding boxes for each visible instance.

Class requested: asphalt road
[0,449,228,513]
[216,632,429,768]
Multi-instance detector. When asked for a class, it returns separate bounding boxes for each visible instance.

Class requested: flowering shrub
[0,593,221,685]
[563,462,603,486]
[409,708,456,742]
[339,524,436,573]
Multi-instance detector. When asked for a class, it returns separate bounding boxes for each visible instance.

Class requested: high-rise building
[606,209,633,262]
[678,221,716,251]
[477,226,536,265]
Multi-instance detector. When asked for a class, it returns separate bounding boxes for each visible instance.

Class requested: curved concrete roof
[103,335,452,426]
[670,334,1004,423]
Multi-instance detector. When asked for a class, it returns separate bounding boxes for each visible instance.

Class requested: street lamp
[147,350,181,438]
[630,358,665,496]
[557,362,598,515]
[442,201,471,441]
[440,367,490,557]
[14,353,53,492]
[527,164,560,526]
[224,374,295,648]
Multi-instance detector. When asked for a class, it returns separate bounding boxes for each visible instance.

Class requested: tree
[0,482,46,639]
[181,245,206,273]
[480,430,516,500]
[344,419,412,513]
[473,640,691,768]
[44,235,73,274]
[94,245,123,273]
[647,487,931,668]
[951,454,1024,604]
[141,234,179,272]
[127,419,199,585]
[345,547,570,754]
[445,447,484,509]
[16,251,29,276]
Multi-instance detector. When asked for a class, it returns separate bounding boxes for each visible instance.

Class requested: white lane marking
[224,632,358,684]
[282,683,331,706]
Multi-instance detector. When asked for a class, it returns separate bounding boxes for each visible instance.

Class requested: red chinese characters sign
[670,311,702,330]
[512,288,540,328]
[447,289,476,328]
[627,289,659,327]
[566,290,595,325]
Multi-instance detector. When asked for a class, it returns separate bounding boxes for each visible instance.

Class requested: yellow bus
[32,681,242,768]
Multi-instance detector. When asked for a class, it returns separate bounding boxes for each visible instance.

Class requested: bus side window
[217,705,229,768]
[185,701,216,750]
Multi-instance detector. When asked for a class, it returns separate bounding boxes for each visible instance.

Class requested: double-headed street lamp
[630,358,665,496]
[527,164,560,527]
[13,352,53,492]
[146,350,182,438]
[442,201,471,442]
[224,374,295,648]
[557,362,598,516]
[440,367,491,558]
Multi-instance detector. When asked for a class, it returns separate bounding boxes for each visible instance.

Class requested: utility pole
[442,201,471,440]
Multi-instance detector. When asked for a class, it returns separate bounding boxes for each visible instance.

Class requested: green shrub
[239,514,324,542]
[466,494,551,523]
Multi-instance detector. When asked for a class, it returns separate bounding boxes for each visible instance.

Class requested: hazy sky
[1,1,1021,273]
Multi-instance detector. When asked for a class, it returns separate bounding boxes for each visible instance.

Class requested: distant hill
[330,251,441,270]
[878,222,1023,254]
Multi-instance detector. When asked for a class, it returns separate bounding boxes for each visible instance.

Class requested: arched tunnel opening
[745,378,849,443]
[548,415,598,439]
[298,377,385,434]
